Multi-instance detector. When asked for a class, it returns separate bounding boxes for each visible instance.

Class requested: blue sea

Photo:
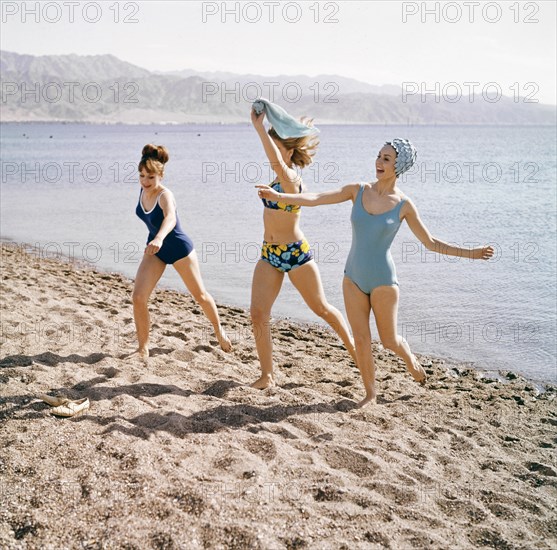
[1,122,555,384]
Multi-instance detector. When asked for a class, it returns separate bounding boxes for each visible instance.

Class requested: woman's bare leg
[370,285,426,385]
[173,250,231,352]
[342,277,376,407]
[288,261,357,364]
[132,253,167,358]
[250,260,284,388]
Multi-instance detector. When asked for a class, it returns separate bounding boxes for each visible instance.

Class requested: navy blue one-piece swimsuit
[136,189,194,264]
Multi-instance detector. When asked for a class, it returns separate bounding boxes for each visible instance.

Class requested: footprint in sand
[193,344,214,353]
[311,432,334,442]
[238,352,258,362]
[110,450,139,471]
[370,416,394,431]
[288,418,321,437]
[405,467,435,485]
[337,389,354,399]
[510,495,543,515]
[150,532,177,548]
[96,366,119,378]
[486,502,516,519]
[200,525,258,550]
[322,445,378,477]
[244,436,277,461]
[415,425,438,439]
[167,488,206,516]
[541,417,557,426]
[212,453,238,471]
[313,485,346,502]
[169,322,192,331]
[436,497,487,522]
[262,425,298,440]
[163,330,190,342]
[449,433,475,452]
[468,528,514,549]
[363,532,391,547]
[171,349,196,362]
[525,461,557,477]
[369,481,419,505]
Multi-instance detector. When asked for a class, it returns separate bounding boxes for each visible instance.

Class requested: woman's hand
[473,245,494,260]
[145,236,164,255]
[256,184,279,202]
[251,107,265,128]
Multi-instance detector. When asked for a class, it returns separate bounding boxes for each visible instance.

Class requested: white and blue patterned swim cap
[384,138,417,177]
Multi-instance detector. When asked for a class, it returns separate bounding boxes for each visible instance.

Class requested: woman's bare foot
[216,329,232,352]
[251,373,275,389]
[357,393,377,408]
[126,348,149,361]
[408,354,427,385]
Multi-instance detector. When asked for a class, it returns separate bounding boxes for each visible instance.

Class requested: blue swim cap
[385,138,417,177]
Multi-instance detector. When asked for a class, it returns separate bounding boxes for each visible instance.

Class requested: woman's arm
[251,108,299,192]
[256,183,359,207]
[403,200,494,260]
[145,191,177,254]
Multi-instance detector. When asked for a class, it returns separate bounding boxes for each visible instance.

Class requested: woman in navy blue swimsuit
[132,144,231,358]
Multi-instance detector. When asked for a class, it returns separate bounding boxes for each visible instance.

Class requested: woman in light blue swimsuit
[257,138,494,407]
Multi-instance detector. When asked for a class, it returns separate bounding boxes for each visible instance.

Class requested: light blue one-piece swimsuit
[344,183,407,295]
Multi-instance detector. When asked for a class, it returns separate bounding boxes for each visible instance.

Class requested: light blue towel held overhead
[252,98,319,139]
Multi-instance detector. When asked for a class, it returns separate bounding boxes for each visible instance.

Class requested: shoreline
[1,237,553,390]
[1,241,556,548]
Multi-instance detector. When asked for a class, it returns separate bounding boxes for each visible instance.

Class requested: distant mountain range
[1,51,555,125]
[158,68,402,97]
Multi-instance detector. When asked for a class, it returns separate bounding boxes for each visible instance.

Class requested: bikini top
[261,181,302,213]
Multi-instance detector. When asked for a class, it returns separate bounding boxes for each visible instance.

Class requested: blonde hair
[138,144,169,177]
[268,117,319,168]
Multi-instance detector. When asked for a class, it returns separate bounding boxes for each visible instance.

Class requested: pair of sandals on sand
[38,394,90,417]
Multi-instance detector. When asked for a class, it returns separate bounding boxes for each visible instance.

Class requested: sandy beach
[0,241,556,550]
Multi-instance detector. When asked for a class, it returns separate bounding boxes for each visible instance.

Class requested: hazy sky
[2,0,556,104]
